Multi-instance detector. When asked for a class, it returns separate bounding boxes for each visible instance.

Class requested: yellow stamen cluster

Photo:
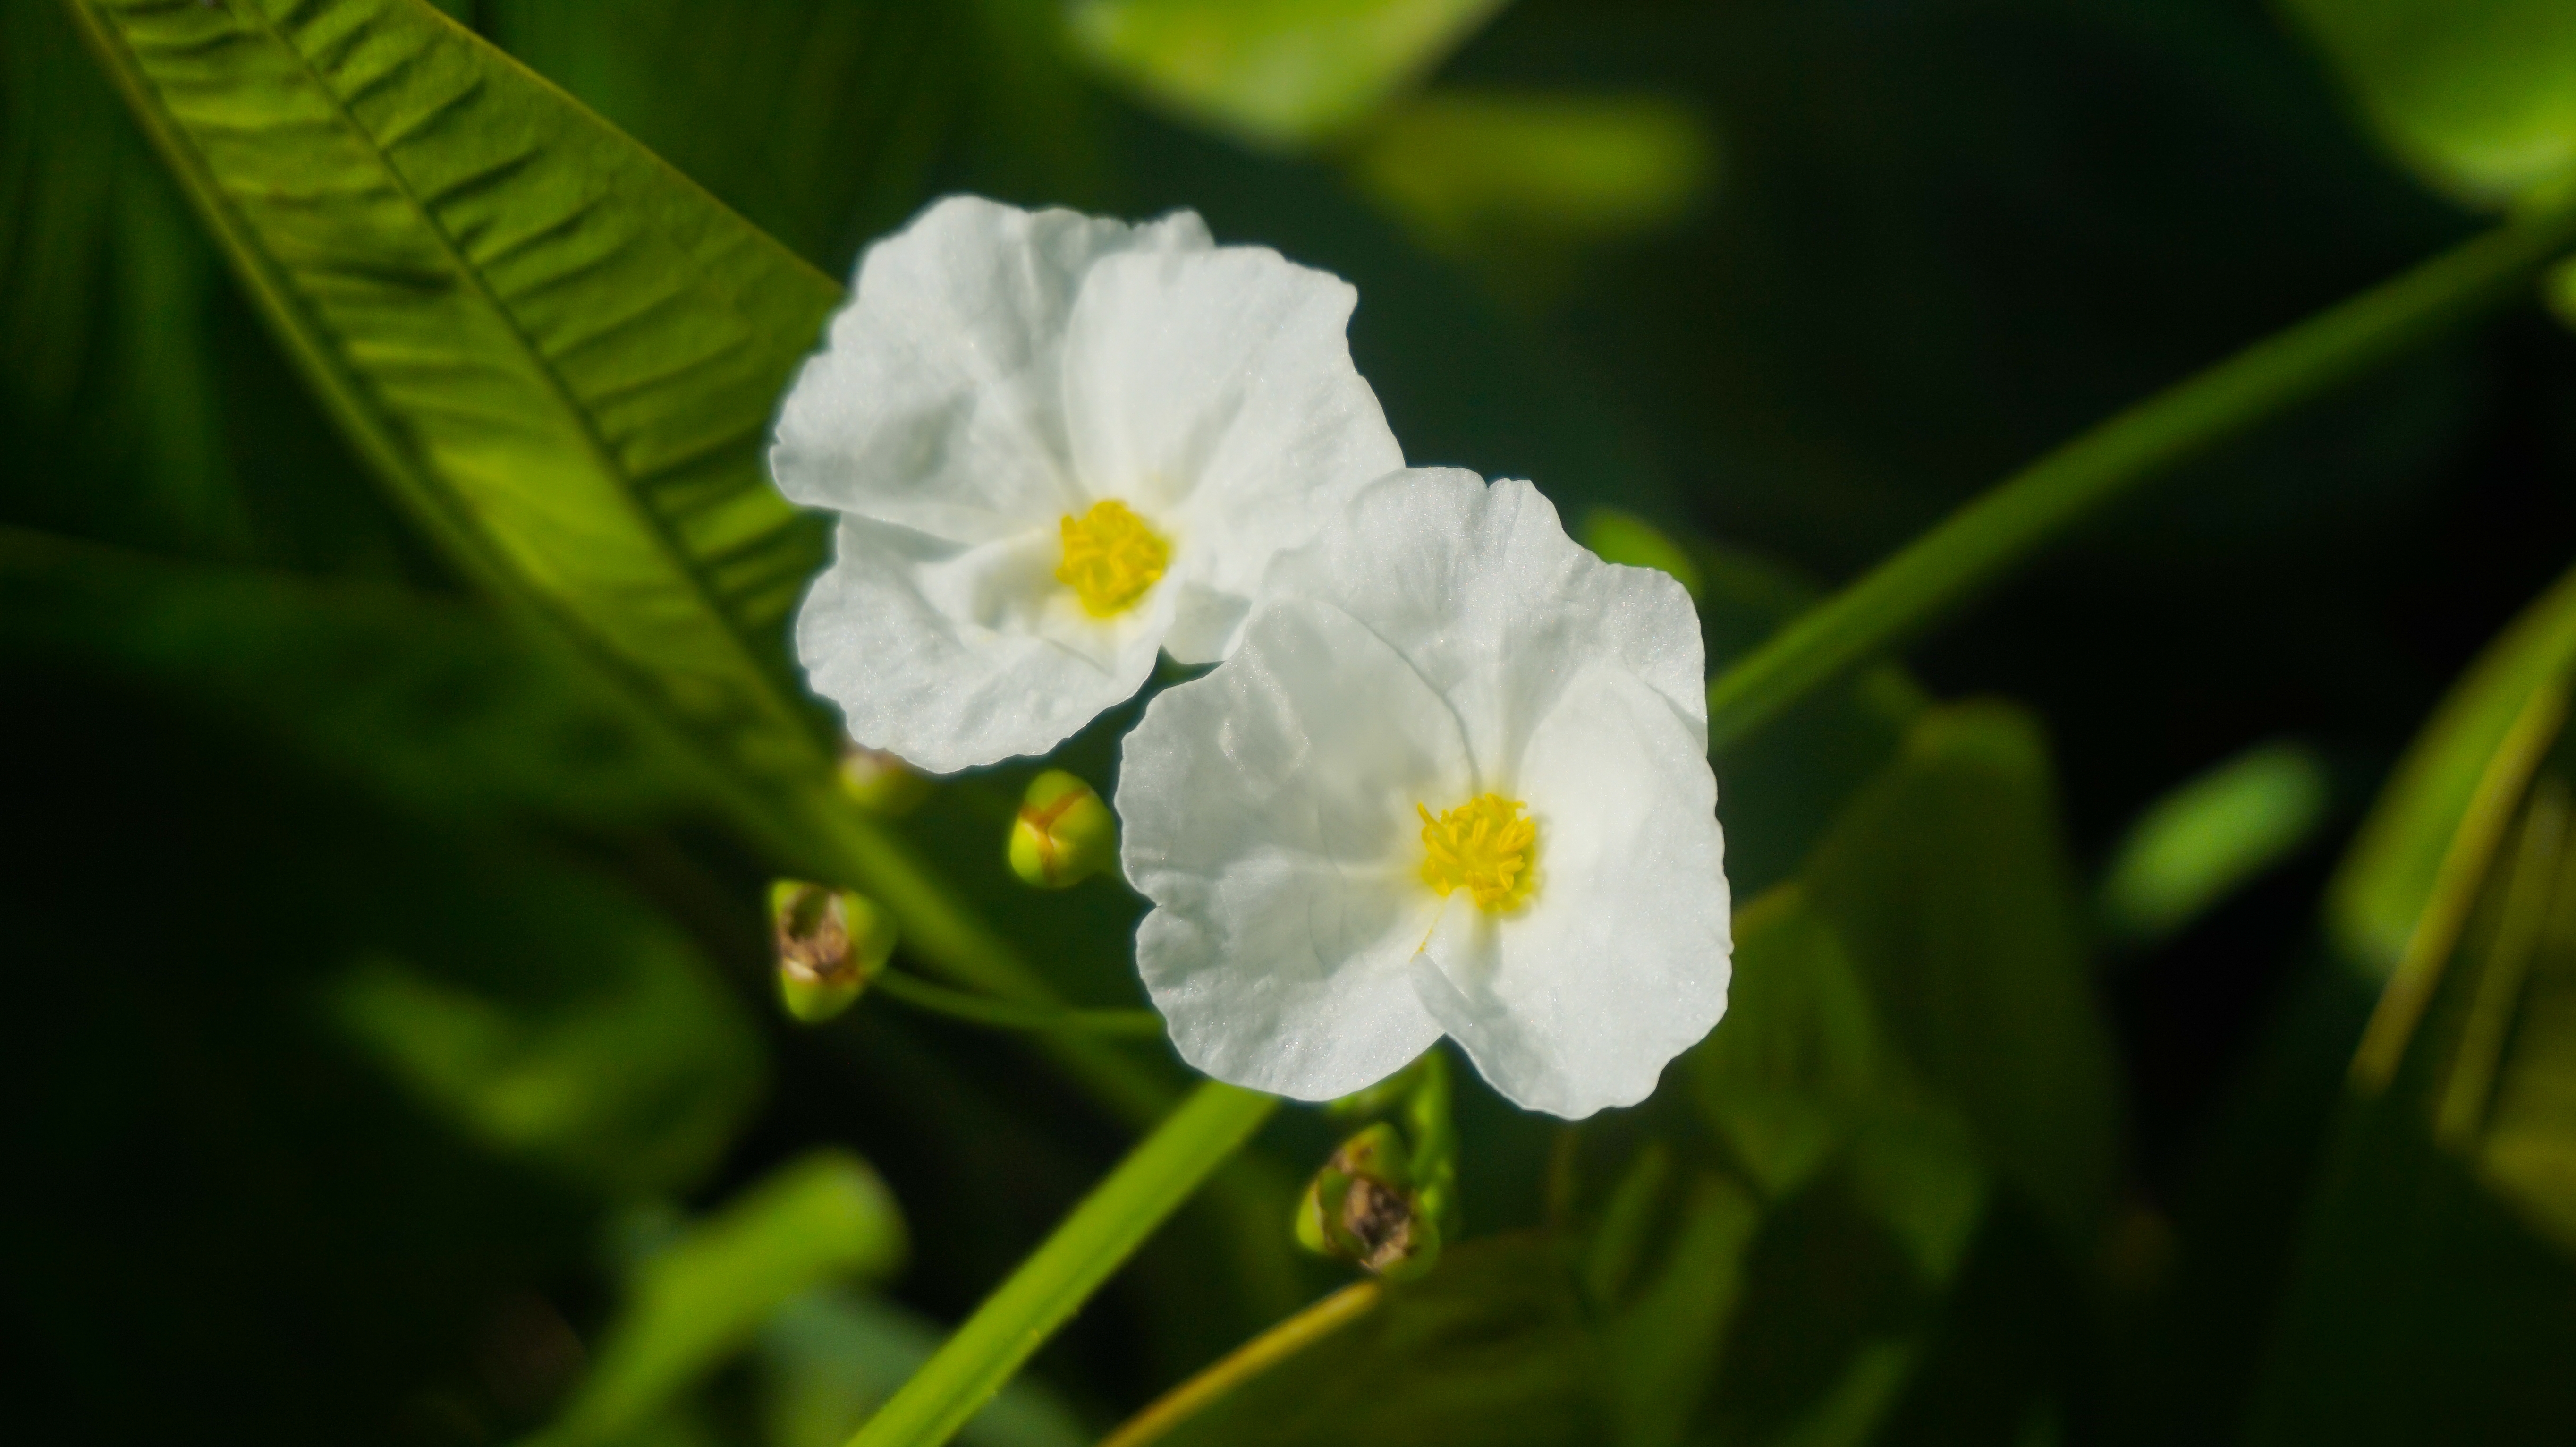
[1417,793,1538,911]
[1056,499,1170,616]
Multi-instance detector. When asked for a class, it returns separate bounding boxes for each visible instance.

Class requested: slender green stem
[1096,1281,1385,1447]
[846,1082,1280,1447]
[1706,198,2576,752]
[870,970,1168,1038]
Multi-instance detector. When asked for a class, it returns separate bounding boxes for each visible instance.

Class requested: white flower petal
[797,518,1168,773]
[1411,663,1731,1117]
[1266,469,1709,774]
[1120,599,1464,1099]
[1061,247,1404,664]
[770,196,1213,543]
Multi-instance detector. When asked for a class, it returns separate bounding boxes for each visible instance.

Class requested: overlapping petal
[1119,599,1460,1099]
[1124,468,1732,1118]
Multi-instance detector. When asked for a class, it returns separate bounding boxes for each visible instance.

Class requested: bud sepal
[1008,769,1119,889]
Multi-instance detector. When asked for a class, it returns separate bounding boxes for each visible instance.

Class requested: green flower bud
[771,881,896,1024]
[1293,1122,1441,1281]
[1008,769,1119,889]
[838,744,932,817]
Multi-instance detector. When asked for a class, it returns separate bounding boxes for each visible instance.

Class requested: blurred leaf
[329,900,764,1200]
[1580,507,1704,599]
[533,1153,907,1447]
[758,1290,1089,1447]
[0,526,712,827]
[1349,89,1712,297]
[1068,0,1506,148]
[2100,741,2332,947]
[68,0,840,829]
[2279,0,2576,205]
[2249,681,2576,1443]
[1152,1235,1604,1447]
[1804,702,2122,1255]
[2331,559,2576,977]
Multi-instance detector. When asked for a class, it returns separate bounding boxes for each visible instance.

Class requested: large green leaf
[531,1152,907,1447]
[2279,0,2576,205]
[65,0,1194,1131]
[2330,558,2576,977]
[67,0,837,825]
[2249,678,2576,1443]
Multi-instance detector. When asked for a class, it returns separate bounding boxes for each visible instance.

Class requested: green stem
[845,1082,1281,1447]
[1096,1281,1385,1447]
[1705,198,2576,752]
[871,970,1168,1038]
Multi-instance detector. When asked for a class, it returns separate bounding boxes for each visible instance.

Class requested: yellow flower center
[1056,499,1170,616]
[1417,793,1538,911]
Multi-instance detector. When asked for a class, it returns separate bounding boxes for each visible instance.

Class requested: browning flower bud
[1294,1123,1441,1281]
[770,881,897,1024]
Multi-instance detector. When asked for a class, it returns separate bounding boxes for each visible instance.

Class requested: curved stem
[845,1082,1280,1447]
[1706,198,2576,752]
[1097,1281,1385,1447]
[870,970,1167,1038]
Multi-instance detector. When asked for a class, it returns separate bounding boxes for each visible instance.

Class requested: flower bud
[1008,770,1119,889]
[1294,1123,1441,1281]
[770,881,896,1024]
[838,744,932,817]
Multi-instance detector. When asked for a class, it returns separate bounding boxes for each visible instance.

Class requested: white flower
[770,196,1404,773]
[1118,468,1731,1118]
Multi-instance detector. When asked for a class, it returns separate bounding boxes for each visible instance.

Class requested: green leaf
[324,849,766,1199]
[67,0,1192,1133]
[0,525,709,827]
[2249,679,2576,1443]
[2331,559,2576,978]
[1066,0,1506,148]
[1348,89,1712,297]
[67,0,839,825]
[533,1153,907,1447]
[2279,0,2576,205]
[2099,741,2333,947]
[1802,702,2122,1255]
[1150,1236,1606,1447]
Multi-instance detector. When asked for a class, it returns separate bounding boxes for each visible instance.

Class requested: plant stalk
[1096,1281,1385,1447]
[870,970,1168,1038]
[844,1082,1280,1447]
[1706,199,2576,752]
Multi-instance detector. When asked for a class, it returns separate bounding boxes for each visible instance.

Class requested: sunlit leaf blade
[1067,0,1506,148]
[2100,741,2332,947]
[2279,0,2576,206]
[532,1152,907,1447]
[67,0,839,812]
[0,524,709,826]
[2330,559,2576,978]
[1803,702,2121,1255]
[2250,680,2576,1443]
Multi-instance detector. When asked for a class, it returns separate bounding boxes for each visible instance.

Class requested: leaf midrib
[242,0,836,762]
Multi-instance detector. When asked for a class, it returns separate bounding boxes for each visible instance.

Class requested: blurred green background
[9,0,2576,1444]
